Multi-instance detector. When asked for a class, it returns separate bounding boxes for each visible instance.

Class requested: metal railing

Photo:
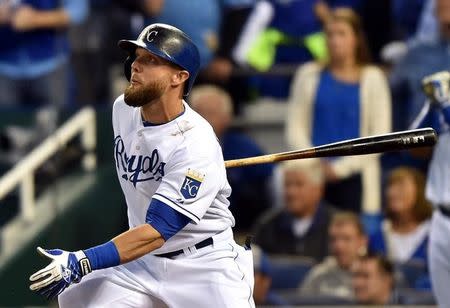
[0,107,97,222]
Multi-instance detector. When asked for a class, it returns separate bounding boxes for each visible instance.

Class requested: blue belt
[154,237,214,258]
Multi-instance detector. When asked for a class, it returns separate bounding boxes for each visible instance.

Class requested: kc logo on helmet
[180,169,204,199]
[146,30,158,42]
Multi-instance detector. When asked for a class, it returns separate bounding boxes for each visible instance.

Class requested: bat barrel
[312,127,437,157]
[224,128,437,168]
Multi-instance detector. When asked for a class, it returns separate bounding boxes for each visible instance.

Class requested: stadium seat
[395,260,431,290]
[268,256,315,290]
[276,290,355,306]
[397,288,436,305]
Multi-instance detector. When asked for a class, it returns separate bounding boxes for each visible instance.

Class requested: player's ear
[171,70,189,87]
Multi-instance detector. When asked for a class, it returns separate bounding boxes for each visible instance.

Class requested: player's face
[124,48,182,107]
[325,20,357,64]
[329,223,366,269]
[283,169,323,217]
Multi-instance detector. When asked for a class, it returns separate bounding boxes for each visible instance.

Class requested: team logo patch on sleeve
[180,169,204,199]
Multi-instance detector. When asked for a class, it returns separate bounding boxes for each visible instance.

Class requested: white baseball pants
[58,229,255,308]
[429,209,450,308]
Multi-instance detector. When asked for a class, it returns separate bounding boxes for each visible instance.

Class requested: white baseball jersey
[426,125,450,206]
[112,94,235,254]
[428,129,450,307]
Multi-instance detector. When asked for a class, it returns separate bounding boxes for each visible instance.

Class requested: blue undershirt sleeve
[146,198,191,240]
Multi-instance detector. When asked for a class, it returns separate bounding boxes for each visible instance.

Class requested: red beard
[124,80,166,107]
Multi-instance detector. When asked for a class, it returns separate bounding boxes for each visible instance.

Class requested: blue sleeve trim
[146,198,191,240]
[153,193,201,221]
[83,241,120,270]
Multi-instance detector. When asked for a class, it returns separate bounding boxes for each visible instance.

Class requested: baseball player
[28,23,255,307]
[411,71,450,307]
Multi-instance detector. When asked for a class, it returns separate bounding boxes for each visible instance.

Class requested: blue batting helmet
[118,23,200,97]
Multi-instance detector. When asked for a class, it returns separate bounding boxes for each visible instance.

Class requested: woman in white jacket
[286,8,391,217]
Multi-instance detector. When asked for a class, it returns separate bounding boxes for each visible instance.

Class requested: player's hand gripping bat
[422,71,450,106]
[225,128,437,168]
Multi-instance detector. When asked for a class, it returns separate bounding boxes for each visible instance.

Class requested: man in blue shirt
[390,0,450,131]
[384,0,450,175]
[0,0,88,107]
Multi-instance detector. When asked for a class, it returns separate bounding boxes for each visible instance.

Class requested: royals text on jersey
[114,135,166,186]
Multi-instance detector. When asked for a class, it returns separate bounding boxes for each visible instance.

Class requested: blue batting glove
[29,247,92,300]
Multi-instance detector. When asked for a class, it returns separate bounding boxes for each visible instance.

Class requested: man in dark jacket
[253,159,337,261]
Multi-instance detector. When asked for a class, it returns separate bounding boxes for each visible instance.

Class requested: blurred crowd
[1,0,450,306]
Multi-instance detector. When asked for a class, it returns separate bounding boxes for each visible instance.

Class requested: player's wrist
[73,250,93,277]
[83,241,121,272]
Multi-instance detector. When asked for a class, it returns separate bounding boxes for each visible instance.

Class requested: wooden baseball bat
[225,128,437,168]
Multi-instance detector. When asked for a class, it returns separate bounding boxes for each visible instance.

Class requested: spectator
[69,0,164,105]
[379,0,430,65]
[362,0,430,65]
[381,0,447,176]
[286,8,391,217]
[147,0,254,84]
[299,212,367,300]
[370,167,432,263]
[384,0,437,59]
[0,0,88,107]
[369,167,432,289]
[390,0,450,131]
[352,253,397,305]
[233,0,363,98]
[415,0,439,45]
[359,0,392,64]
[118,0,165,15]
[391,0,427,41]
[189,85,273,231]
[252,159,337,261]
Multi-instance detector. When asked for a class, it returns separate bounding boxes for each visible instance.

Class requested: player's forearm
[79,225,164,273]
[112,224,165,264]
[28,226,164,299]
